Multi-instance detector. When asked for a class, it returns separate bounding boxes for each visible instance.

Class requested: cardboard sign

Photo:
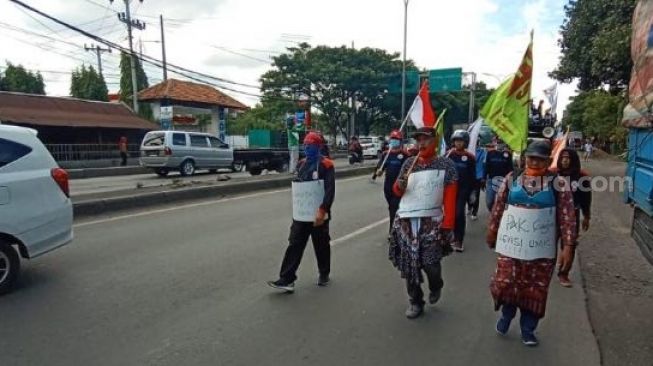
[496,205,557,260]
[292,180,324,222]
[397,169,445,218]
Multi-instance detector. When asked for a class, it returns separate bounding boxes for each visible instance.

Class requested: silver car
[140,131,234,177]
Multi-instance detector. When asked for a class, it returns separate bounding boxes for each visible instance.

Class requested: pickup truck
[623,0,653,265]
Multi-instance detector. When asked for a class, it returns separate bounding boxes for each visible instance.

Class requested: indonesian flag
[550,130,569,169]
[409,82,436,129]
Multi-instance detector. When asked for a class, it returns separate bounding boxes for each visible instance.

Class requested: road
[0,175,600,366]
[70,158,369,197]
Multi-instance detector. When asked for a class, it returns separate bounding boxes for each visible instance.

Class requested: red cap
[303,131,323,145]
[389,130,403,140]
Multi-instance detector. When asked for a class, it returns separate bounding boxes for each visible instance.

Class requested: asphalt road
[69,158,369,197]
[0,175,600,366]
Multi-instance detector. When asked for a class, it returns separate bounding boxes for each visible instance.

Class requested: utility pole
[112,0,145,113]
[401,0,409,120]
[467,72,477,123]
[160,14,167,80]
[84,44,111,77]
[350,40,356,138]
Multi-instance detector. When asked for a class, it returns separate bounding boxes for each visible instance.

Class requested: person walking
[118,136,128,166]
[372,130,408,233]
[446,130,477,252]
[389,126,458,319]
[552,148,592,287]
[483,141,514,212]
[267,132,335,293]
[467,144,486,221]
[487,140,577,346]
[583,140,593,162]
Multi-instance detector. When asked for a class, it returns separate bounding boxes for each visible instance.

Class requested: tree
[562,90,627,147]
[228,97,296,135]
[0,62,45,94]
[119,52,152,119]
[551,0,637,92]
[70,65,109,101]
[260,43,417,143]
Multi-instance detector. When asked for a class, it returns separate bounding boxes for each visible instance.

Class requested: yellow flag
[480,33,533,152]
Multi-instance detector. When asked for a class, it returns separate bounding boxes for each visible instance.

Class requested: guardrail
[45,144,141,162]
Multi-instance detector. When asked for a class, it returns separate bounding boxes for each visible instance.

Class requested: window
[209,137,226,149]
[190,135,209,147]
[172,133,187,146]
[143,133,165,147]
[0,138,33,168]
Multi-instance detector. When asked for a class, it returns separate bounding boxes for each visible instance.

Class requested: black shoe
[267,280,295,293]
[521,332,539,347]
[317,274,330,287]
[405,304,424,319]
[429,289,441,305]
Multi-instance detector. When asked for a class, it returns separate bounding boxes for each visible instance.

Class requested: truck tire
[276,162,290,173]
[231,162,243,173]
[180,160,196,177]
[249,167,263,176]
[155,168,169,177]
[0,242,20,296]
[632,207,653,266]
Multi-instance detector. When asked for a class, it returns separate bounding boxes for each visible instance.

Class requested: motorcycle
[348,151,364,165]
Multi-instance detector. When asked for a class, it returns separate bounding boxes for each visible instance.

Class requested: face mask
[305,144,321,162]
[389,140,401,149]
[418,139,437,159]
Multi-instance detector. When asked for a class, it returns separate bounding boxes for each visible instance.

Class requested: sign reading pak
[496,205,556,260]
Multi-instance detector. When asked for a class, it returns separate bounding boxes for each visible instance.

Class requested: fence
[45,144,141,162]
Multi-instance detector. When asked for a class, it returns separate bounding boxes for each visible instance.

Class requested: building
[138,78,248,140]
[0,91,157,145]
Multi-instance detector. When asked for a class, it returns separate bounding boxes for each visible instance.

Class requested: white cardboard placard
[292,180,325,222]
[496,205,557,260]
[397,169,445,218]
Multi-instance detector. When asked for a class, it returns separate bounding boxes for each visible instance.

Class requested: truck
[623,0,653,265]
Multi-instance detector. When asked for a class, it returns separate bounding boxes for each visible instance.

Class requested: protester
[583,140,593,162]
[372,130,408,233]
[553,148,592,287]
[118,136,128,166]
[487,140,577,346]
[467,144,486,221]
[267,132,335,292]
[483,141,514,212]
[389,126,458,319]
[446,130,476,252]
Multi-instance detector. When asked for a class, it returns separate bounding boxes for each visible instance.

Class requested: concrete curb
[73,166,375,218]
[68,166,150,179]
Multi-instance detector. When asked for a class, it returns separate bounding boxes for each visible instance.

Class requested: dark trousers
[500,304,540,336]
[467,185,481,216]
[120,152,128,166]
[406,262,443,306]
[279,220,331,283]
[385,192,400,233]
[454,188,470,243]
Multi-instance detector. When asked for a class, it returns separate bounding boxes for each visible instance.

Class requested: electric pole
[401,0,409,120]
[160,14,167,80]
[112,0,145,113]
[467,72,477,123]
[84,44,111,77]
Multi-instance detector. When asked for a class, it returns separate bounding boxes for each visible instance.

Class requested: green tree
[70,65,109,101]
[0,62,45,94]
[551,0,637,92]
[562,90,627,148]
[228,97,296,135]
[119,52,152,119]
[260,43,416,143]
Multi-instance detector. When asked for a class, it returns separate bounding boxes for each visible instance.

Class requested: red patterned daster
[487,172,577,318]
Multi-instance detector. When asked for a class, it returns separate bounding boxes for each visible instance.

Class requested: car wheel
[180,160,195,176]
[155,168,169,177]
[0,243,20,296]
[209,169,218,174]
[231,162,243,173]
[249,167,263,176]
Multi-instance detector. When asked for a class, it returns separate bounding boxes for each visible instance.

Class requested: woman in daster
[486,140,577,346]
[389,125,458,319]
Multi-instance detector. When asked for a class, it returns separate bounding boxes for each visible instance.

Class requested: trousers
[279,220,331,283]
[406,262,443,306]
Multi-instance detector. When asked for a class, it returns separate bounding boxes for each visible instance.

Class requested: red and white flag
[409,82,436,129]
[550,130,569,169]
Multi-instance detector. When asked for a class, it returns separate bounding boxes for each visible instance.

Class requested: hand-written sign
[397,169,445,218]
[292,180,325,222]
[496,205,556,260]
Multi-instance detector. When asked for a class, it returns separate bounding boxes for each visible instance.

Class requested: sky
[0,0,574,116]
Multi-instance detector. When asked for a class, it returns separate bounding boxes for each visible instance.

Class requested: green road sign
[428,68,462,93]
[387,71,420,93]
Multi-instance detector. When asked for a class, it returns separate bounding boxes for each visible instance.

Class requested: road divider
[73,166,375,219]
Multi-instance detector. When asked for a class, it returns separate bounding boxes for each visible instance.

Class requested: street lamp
[401,0,409,120]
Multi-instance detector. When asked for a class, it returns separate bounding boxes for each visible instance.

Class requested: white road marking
[330,217,389,246]
[74,175,370,228]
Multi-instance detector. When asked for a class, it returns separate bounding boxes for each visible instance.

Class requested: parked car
[0,125,73,295]
[140,131,235,177]
[359,136,383,159]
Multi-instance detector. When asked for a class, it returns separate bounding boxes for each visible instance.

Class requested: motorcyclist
[348,136,363,164]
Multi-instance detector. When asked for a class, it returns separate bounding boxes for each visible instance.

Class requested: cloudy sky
[0,0,574,115]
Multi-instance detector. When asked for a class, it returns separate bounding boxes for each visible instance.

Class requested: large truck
[623,0,653,265]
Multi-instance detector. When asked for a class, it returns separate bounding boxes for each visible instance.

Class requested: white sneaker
[470,215,478,221]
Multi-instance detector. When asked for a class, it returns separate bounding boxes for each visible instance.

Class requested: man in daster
[268,132,335,293]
